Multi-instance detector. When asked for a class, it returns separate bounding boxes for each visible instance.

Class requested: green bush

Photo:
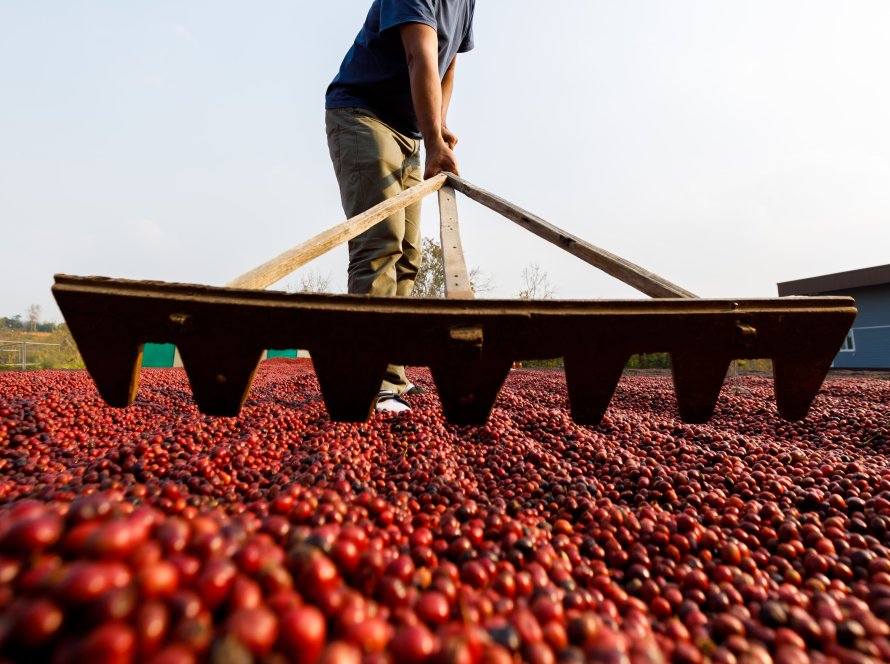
[625,353,671,369]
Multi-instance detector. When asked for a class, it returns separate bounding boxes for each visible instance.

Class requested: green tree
[412,237,494,298]
[413,238,447,297]
[2,316,24,331]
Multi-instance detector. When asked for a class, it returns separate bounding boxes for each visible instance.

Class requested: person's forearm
[401,24,446,149]
[441,56,456,127]
[401,23,459,177]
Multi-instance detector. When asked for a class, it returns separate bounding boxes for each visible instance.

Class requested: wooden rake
[52,173,855,424]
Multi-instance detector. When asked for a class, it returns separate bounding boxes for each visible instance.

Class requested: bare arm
[400,22,459,178]
[441,56,458,149]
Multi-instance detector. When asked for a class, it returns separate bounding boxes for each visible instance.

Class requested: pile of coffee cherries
[0,360,888,663]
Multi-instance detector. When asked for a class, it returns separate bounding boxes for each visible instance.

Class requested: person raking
[325,0,476,413]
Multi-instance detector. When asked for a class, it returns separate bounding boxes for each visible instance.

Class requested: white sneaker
[375,390,412,413]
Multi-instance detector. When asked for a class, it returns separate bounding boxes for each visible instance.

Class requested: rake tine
[81,335,144,408]
[772,352,837,421]
[670,351,732,423]
[430,355,513,425]
[178,343,264,416]
[310,347,389,422]
[564,350,628,425]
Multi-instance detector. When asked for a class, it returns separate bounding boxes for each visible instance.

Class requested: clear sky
[2,1,889,322]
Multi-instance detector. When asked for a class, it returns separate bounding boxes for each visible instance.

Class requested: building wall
[267,349,298,359]
[142,344,307,368]
[827,284,890,369]
[142,343,176,368]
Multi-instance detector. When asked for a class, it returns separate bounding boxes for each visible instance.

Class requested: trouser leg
[325,107,421,393]
[396,154,423,297]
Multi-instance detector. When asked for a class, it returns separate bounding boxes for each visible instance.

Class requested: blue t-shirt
[326,0,475,138]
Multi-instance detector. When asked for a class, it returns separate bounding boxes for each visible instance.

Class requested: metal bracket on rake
[53,173,856,425]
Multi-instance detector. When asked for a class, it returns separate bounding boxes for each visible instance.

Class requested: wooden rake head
[53,173,856,425]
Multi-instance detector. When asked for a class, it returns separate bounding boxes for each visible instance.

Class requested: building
[141,344,305,368]
[142,343,179,368]
[777,264,890,369]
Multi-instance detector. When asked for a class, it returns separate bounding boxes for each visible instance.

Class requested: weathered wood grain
[438,186,474,300]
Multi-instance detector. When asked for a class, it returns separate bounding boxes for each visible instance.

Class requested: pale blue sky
[2,1,889,321]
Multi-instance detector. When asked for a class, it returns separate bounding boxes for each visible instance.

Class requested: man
[325,0,476,413]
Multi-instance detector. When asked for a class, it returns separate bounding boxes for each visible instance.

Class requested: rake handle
[438,186,474,300]
[227,173,448,290]
[226,169,695,300]
[446,174,696,299]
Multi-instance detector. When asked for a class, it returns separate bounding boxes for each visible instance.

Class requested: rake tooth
[310,348,389,422]
[430,356,513,425]
[670,352,731,423]
[79,335,144,408]
[564,351,627,425]
[178,344,263,416]
[52,287,143,406]
[773,353,836,421]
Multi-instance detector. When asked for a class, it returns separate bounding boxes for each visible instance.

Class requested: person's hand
[442,126,458,150]
[424,141,459,179]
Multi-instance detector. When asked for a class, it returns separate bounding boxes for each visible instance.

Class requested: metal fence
[0,340,61,370]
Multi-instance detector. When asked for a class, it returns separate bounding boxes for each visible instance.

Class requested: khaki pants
[325,107,423,393]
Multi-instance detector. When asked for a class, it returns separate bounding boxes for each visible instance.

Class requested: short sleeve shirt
[325,0,475,138]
